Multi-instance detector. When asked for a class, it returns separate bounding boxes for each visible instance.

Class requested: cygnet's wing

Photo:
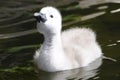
[62,28,96,51]
[61,28,102,66]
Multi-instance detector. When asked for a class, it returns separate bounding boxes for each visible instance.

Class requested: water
[0,0,120,80]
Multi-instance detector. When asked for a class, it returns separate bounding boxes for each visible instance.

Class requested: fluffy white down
[62,28,102,67]
[34,6,102,72]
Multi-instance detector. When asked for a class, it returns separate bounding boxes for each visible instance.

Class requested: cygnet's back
[62,28,102,67]
[34,6,102,72]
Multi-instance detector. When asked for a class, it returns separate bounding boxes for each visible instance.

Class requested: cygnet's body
[34,6,102,72]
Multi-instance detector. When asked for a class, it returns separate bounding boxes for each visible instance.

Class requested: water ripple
[0,29,37,39]
[0,19,35,28]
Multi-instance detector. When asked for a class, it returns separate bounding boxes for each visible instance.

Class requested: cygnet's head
[34,6,62,35]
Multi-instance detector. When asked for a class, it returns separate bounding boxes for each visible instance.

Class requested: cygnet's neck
[42,31,64,54]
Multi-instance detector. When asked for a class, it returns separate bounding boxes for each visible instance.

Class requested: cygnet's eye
[50,15,53,18]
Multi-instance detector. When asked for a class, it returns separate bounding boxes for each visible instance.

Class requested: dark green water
[0,0,120,80]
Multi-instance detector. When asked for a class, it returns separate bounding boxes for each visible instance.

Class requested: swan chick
[33,6,102,72]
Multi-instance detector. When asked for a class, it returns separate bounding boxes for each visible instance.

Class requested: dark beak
[34,12,47,23]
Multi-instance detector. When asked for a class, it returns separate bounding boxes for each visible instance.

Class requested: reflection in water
[97,6,108,10]
[81,11,105,21]
[117,40,120,43]
[0,29,37,39]
[111,8,120,13]
[79,0,120,9]
[37,58,102,80]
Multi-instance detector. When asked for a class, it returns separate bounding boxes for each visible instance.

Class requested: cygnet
[33,6,102,72]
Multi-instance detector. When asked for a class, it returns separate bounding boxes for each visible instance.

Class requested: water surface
[0,0,120,80]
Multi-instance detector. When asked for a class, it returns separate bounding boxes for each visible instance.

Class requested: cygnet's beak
[34,12,47,23]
